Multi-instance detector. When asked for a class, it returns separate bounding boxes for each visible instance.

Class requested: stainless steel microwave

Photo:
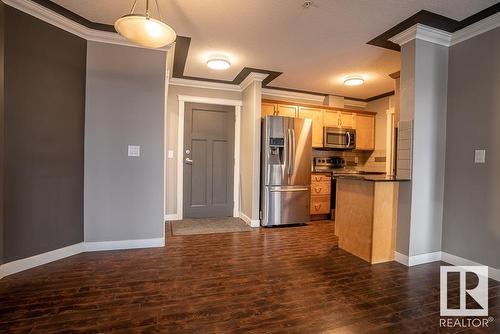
[323,127,356,149]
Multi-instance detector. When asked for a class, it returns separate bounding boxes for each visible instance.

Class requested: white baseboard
[442,252,500,282]
[394,251,409,266]
[0,237,165,279]
[84,238,165,252]
[164,214,179,221]
[239,212,260,228]
[395,251,442,266]
[0,243,85,279]
[394,251,500,282]
[409,251,442,266]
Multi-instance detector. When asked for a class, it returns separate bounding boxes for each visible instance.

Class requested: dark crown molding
[368,3,500,51]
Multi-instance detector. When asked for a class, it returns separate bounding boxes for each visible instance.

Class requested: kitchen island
[335,175,409,264]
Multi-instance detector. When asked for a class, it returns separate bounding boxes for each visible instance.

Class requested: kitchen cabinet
[310,173,331,215]
[355,114,375,150]
[262,102,276,117]
[276,104,297,117]
[298,106,324,147]
[324,111,354,128]
[261,100,376,150]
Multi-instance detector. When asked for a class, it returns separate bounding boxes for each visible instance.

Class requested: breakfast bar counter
[334,176,409,264]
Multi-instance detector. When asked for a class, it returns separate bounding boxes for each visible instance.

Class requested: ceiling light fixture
[344,76,365,86]
[115,0,176,49]
[206,55,231,70]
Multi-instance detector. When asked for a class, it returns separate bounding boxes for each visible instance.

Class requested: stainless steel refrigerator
[261,116,312,226]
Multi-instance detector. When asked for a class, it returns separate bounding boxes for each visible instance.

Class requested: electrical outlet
[474,149,486,164]
[128,145,140,157]
[168,150,174,159]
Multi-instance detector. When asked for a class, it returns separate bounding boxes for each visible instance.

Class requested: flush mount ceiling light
[115,0,176,49]
[206,55,231,70]
[344,76,365,86]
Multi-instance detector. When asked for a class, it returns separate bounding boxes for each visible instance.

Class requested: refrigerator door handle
[269,187,309,192]
[288,128,295,176]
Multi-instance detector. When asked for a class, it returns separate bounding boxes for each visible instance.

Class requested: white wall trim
[84,238,165,252]
[1,0,169,50]
[389,23,452,47]
[394,251,409,266]
[394,251,500,282]
[164,214,180,221]
[176,95,243,220]
[442,252,500,282]
[451,11,500,46]
[261,88,325,103]
[0,243,85,279]
[395,251,442,266]
[240,72,268,90]
[344,99,368,109]
[0,238,166,279]
[239,212,260,228]
[170,77,242,92]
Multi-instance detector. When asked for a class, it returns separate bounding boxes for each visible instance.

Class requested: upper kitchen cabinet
[262,102,277,117]
[355,114,375,150]
[298,106,324,147]
[324,111,355,128]
[276,104,298,117]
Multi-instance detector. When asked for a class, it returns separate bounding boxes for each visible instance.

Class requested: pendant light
[115,0,176,49]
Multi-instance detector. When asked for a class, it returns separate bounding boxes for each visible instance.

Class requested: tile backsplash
[312,149,386,173]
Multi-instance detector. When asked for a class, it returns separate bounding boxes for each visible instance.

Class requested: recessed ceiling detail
[37,0,500,99]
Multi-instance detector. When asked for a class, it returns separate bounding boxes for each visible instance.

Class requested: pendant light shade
[115,0,176,49]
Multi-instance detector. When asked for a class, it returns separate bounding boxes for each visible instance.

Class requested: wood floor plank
[0,221,498,333]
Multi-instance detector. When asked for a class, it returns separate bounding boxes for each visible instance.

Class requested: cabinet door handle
[314,204,321,210]
[314,187,321,193]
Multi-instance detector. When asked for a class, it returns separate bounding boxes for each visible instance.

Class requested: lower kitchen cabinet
[311,173,331,215]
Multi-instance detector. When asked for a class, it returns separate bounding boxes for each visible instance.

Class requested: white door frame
[177,95,242,220]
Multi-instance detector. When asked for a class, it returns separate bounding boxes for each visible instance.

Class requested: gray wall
[85,41,166,242]
[442,26,500,269]
[3,7,86,262]
[165,85,242,216]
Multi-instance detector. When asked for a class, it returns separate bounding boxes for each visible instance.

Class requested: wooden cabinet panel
[340,112,355,128]
[312,174,330,183]
[311,181,331,196]
[298,107,324,147]
[323,110,339,127]
[276,104,297,117]
[355,114,375,150]
[262,103,276,117]
[310,195,330,215]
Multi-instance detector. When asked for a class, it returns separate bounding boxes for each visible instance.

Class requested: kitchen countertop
[333,174,410,182]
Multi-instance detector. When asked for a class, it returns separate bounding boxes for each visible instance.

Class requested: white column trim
[389,23,452,47]
[176,95,243,220]
[240,72,268,90]
[170,77,241,92]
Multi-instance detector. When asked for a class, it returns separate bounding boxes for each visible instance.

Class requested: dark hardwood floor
[0,221,498,333]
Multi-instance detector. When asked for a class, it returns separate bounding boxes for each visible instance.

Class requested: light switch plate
[474,149,486,164]
[128,145,140,157]
[168,150,174,159]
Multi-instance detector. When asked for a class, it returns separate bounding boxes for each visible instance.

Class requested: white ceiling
[52,0,497,99]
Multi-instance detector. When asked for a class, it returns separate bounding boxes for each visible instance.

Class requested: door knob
[185,158,193,164]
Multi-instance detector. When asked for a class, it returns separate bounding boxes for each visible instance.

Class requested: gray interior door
[183,103,235,218]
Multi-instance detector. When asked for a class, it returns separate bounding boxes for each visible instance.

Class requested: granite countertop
[334,174,411,182]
